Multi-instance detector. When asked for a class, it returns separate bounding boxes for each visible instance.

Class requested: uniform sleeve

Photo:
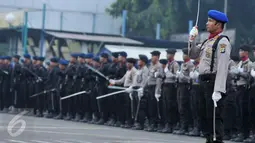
[115,72,126,85]
[214,38,231,93]
[141,68,149,87]
[188,41,201,59]
[131,69,137,86]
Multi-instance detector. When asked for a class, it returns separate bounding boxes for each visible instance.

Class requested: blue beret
[160,59,168,65]
[208,10,228,23]
[85,53,94,59]
[59,59,69,66]
[70,53,79,58]
[5,56,11,61]
[21,59,25,63]
[33,56,38,60]
[139,54,148,63]
[93,56,100,62]
[50,57,59,63]
[38,57,45,62]
[127,58,137,64]
[13,55,20,59]
[79,53,86,59]
[0,56,2,60]
[23,54,31,59]
[119,51,127,57]
[100,53,109,59]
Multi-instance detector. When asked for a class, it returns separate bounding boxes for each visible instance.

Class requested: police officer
[96,52,110,125]
[34,56,47,117]
[9,55,21,114]
[44,57,59,118]
[161,49,179,133]
[189,10,230,143]
[2,56,12,113]
[54,59,69,120]
[231,45,253,142]
[110,58,137,128]
[0,56,4,111]
[144,51,162,132]
[175,48,194,135]
[189,57,201,136]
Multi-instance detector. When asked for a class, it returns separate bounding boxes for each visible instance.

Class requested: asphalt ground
[0,113,234,143]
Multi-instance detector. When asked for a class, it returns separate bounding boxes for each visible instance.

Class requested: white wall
[0,0,122,34]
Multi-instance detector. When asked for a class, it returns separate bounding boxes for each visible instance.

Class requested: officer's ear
[215,21,224,29]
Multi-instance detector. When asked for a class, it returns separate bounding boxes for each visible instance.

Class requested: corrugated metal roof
[105,45,184,61]
[46,31,143,45]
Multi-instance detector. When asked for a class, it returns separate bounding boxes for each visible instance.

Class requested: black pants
[200,79,225,141]
[146,85,158,125]
[2,81,11,109]
[137,87,148,126]
[235,85,250,137]
[177,83,192,130]
[162,83,178,126]
[249,86,255,132]
[35,83,45,114]
[190,84,201,129]
[223,90,238,134]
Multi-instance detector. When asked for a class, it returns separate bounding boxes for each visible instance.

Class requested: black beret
[38,57,45,62]
[126,58,137,64]
[13,55,20,59]
[50,57,59,63]
[182,48,189,55]
[166,49,176,54]
[112,52,119,58]
[100,53,109,59]
[151,51,161,56]
[239,45,251,52]
[159,59,168,65]
[138,54,148,63]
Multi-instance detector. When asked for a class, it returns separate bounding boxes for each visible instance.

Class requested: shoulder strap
[210,35,230,72]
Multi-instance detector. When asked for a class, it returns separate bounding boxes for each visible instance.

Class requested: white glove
[251,69,255,77]
[129,93,133,100]
[155,94,161,101]
[154,72,160,78]
[193,71,199,79]
[165,72,174,78]
[176,71,181,78]
[230,67,239,74]
[189,26,198,42]
[238,67,244,73]
[212,91,222,107]
[189,71,194,79]
[137,88,144,98]
[125,86,133,93]
[109,79,116,85]
[164,67,169,73]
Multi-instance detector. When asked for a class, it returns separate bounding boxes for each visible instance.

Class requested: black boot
[161,123,172,133]
[73,113,81,122]
[54,113,63,120]
[132,122,143,130]
[189,127,200,136]
[64,113,72,120]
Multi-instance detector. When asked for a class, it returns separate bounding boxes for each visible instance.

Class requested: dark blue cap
[208,10,228,23]
[85,53,94,59]
[139,54,148,63]
[23,54,31,59]
[0,56,4,60]
[151,51,161,56]
[13,55,20,59]
[119,51,127,57]
[159,59,168,65]
[100,53,109,59]
[127,58,137,64]
[33,56,38,60]
[59,59,69,66]
[79,53,86,59]
[38,57,45,62]
[166,49,176,54]
[93,56,100,62]
[112,52,119,58]
[50,57,59,63]
[70,53,79,58]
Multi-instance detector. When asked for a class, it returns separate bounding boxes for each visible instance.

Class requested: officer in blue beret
[92,56,100,67]
[85,53,94,65]
[78,53,86,64]
[59,59,69,66]
[13,55,20,61]
[23,54,31,59]
[70,53,78,65]
[189,10,230,143]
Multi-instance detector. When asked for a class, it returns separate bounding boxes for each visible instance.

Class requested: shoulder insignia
[219,44,226,53]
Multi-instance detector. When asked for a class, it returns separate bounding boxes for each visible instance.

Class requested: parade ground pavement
[0,113,234,143]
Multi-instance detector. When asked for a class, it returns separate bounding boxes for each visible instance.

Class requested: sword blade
[85,64,109,80]
[30,88,56,98]
[108,86,127,90]
[195,0,201,26]
[61,91,88,100]
[96,90,126,100]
